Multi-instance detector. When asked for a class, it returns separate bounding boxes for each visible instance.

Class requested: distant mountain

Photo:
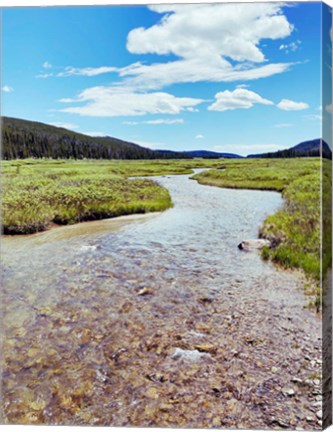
[157,149,242,159]
[1,117,190,160]
[247,139,332,159]
[182,150,243,159]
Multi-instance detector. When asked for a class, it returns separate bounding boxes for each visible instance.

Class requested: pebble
[212,417,221,427]
[306,416,315,422]
[194,344,217,354]
[282,388,295,397]
[137,287,154,296]
[276,419,289,428]
[146,387,159,400]
[171,348,207,362]
[316,410,322,419]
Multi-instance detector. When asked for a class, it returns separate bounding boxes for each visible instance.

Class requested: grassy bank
[2,158,224,235]
[192,158,327,292]
[2,160,174,234]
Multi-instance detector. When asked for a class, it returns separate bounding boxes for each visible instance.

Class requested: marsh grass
[2,160,179,234]
[193,158,327,289]
[2,158,224,234]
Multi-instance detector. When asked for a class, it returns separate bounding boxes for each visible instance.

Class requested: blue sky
[1,2,331,155]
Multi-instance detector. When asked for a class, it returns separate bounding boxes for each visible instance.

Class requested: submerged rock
[238,239,271,251]
[137,287,154,296]
[171,347,209,362]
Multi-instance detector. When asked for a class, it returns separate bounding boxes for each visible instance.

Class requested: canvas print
[0,1,332,430]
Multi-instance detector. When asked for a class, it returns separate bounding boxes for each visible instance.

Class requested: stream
[1,171,322,428]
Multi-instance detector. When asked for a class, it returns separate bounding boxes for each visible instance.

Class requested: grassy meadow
[193,158,329,298]
[1,158,223,235]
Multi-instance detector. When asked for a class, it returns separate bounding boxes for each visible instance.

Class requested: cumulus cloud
[54,3,293,91]
[123,118,184,125]
[195,134,204,139]
[60,86,203,117]
[129,3,292,62]
[2,85,14,93]
[277,99,309,111]
[208,88,273,112]
[55,3,299,120]
[122,3,293,88]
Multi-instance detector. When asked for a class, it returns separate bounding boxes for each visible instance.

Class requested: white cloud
[57,66,118,77]
[275,123,293,128]
[50,122,79,130]
[54,3,293,91]
[122,3,293,88]
[277,99,309,111]
[129,4,292,62]
[123,118,184,125]
[279,40,301,53]
[195,134,204,139]
[117,59,292,90]
[42,61,52,69]
[2,85,14,93]
[59,86,203,117]
[208,88,273,112]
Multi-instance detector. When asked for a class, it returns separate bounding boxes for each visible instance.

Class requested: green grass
[1,158,224,235]
[193,158,330,290]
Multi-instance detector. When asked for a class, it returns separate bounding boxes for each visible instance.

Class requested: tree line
[2,117,190,160]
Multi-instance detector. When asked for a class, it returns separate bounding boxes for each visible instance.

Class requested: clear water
[1,172,321,428]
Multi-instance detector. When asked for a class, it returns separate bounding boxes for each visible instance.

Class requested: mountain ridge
[247,138,332,159]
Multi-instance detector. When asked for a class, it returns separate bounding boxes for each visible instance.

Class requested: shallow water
[1,171,322,428]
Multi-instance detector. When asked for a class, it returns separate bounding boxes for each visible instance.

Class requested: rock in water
[238,239,271,251]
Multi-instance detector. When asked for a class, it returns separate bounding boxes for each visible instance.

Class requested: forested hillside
[1,117,189,160]
[247,139,332,159]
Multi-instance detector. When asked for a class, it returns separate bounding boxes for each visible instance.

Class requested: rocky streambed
[1,172,322,428]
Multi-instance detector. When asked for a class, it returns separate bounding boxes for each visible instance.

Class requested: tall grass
[2,160,175,234]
